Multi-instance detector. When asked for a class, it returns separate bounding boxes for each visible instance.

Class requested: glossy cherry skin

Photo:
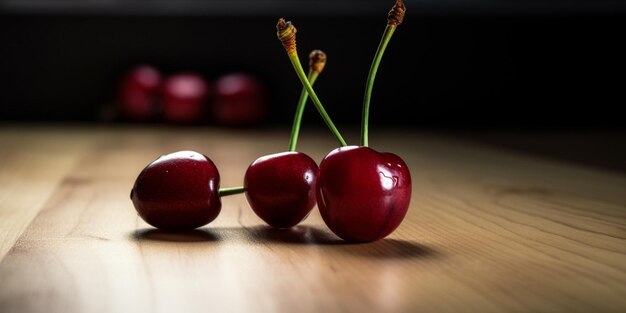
[317,146,411,242]
[244,152,318,228]
[130,151,221,231]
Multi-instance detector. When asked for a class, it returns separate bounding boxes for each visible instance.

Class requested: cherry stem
[288,70,319,151]
[287,53,347,147]
[218,186,245,197]
[361,24,397,147]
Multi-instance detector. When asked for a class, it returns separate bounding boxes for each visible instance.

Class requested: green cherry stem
[287,52,346,147]
[361,25,396,147]
[218,186,246,197]
[288,49,327,151]
[277,19,347,147]
[288,70,319,151]
[360,0,406,147]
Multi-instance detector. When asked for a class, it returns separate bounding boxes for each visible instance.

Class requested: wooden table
[1,124,625,313]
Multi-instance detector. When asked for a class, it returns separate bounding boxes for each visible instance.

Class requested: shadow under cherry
[132,228,220,242]
[236,225,440,260]
[239,225,346,245]
[336,238,439,260]
[130,225,440,260]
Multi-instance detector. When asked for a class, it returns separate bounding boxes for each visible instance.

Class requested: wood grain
[0,125,625,313]
[0,127,91,260]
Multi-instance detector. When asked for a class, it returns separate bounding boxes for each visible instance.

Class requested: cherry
[117,64,162,121]
[213,72,268,127]
[276,0,409,242]
[161,72,210,124]
[316,146,411,242]
[318,0,408,242]
[244,152,318,228]
[130,150,243,231]
[243,50,329,228]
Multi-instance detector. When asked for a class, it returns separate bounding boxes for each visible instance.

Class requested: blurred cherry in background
[161,72,211,125]
[116,64,162,121]
[113,65,268,127]
[212,72,268,127]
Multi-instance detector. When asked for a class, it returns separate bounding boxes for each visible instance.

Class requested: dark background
[1,0,625,171]
[2,0,626,127]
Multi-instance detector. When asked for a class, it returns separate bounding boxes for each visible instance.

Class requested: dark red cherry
[161,72,210,124]
[117,64,162,121]
[213,72,268,127]
[130,150,221,231]
[244,152,318,228]
[317,146,411,242]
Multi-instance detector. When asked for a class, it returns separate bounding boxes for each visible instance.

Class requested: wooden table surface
[1,124,625,313]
